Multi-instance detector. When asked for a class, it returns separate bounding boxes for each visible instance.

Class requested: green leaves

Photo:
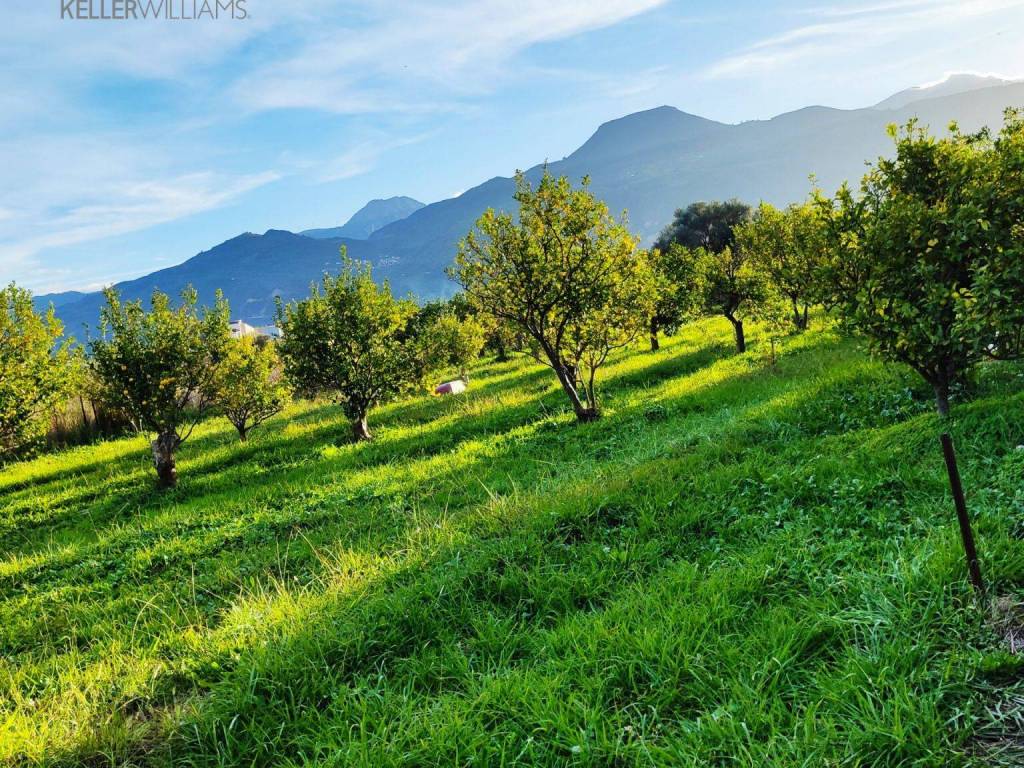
[451,170,655,419]
[734,200,827,332]
[89,286,230,447]
[209,337,290,441]
[276,252,421,437]
[0,284,74,458]
[816,111,1024,415]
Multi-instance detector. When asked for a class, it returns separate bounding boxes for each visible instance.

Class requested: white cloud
[705,0,1024,79]
[232,0,668,113]
[0,159,279,278]
[0,1,668,290]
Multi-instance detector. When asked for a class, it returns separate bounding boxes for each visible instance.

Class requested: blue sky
[2,0,1023,293]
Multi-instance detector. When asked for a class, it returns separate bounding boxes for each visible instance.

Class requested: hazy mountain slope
[365,81,1024,280]
[301,196,425,240]
[874,73,1014,110]
[53,231,364,336]
[48,78,1024,332]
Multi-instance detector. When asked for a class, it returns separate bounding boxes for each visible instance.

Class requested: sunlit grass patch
[1,318,1022,766]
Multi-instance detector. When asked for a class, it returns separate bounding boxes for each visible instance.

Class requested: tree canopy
[210,337,290,441]
[817,114,1024,416]
[647,244,702,351]
[452,171,655,421]
[0,284,74,459]
[276,254,421,441]
[654,199,751,254]
[89,287,230,486]
[734,201,826,332]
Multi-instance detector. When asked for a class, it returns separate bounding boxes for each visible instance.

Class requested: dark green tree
[654,199,751,254]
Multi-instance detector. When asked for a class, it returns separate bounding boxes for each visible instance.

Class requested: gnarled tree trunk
[151,432,180,489]
[352,414,372,441]
[550,360,599,422]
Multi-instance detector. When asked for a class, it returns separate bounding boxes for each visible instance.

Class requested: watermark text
[61,0,248,21]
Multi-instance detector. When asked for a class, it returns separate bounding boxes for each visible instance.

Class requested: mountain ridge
[41,76,1024,335]
[301,196,425,240]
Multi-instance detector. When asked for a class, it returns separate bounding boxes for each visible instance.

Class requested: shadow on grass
[33,336,929,765]
[21,332,1024,765]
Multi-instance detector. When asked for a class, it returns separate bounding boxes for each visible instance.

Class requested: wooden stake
[940,433,985,596]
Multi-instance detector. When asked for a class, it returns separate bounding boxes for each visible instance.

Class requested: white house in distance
[229,320,282,340]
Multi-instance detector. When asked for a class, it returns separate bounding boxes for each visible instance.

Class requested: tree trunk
[151,432,179,489]
[236,424,248,442]
[649,319,660,352]
[551,359,598,422]
[727,315,746,354]
[352,414,372,441]
[934,381,951,418]
[78,395,89,430]
[790,298,810,331]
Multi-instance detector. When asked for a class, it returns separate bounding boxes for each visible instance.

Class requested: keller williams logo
[61,0,249,20]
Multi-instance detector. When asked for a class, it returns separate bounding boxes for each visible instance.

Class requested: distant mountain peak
[568,105,726,164]
[302,196,425,240]
[874,73,1016,111]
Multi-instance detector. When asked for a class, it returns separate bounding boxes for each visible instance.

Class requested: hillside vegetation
[2,319,1023,766]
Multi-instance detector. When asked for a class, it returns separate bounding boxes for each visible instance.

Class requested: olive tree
[210,337,289,441]
[90,287,230,487]
[451,171,654,421]
[735,201,826,331]
[276,255,420,441]
[0,284,74,458]
[816,117,1022,416]
[654,199,751,254]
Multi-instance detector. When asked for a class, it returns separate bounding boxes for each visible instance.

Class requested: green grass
[2,318,1023,767]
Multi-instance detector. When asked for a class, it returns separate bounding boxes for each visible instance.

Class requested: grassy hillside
[1,319,1023,767]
